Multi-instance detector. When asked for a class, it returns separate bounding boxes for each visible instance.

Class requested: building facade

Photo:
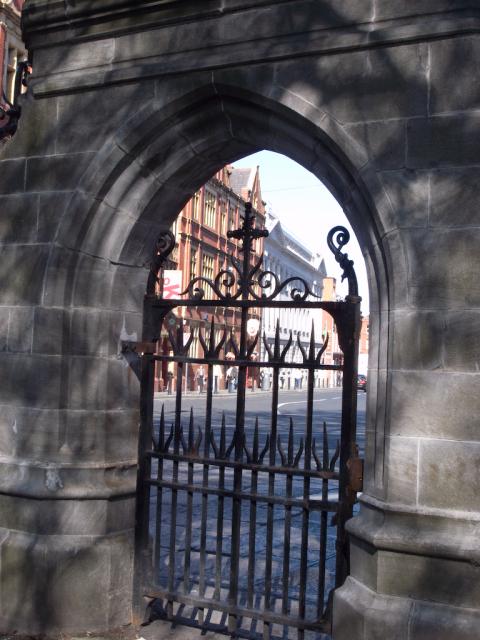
[261,212,328,389]
[155,165,266,392]
[0,1,25,105]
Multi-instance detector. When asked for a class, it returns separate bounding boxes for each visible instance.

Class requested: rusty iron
[133,202,363,638]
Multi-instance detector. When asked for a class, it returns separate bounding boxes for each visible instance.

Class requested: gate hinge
[121,341,156,355]
[346,448,363,502]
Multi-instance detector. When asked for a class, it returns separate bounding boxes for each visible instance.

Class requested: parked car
[357,374,367,392]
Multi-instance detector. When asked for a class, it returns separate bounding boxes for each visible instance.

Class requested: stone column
[333,31,480,640]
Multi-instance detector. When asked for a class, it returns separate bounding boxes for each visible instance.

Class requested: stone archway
[1,2,479,637]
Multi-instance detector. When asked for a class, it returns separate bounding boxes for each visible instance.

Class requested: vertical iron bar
[214,414,227,600]
[167,349,184,619]
[154,406,165,578]
[247,417,260,608]
[263,363,279,640]
[317,422,329,617]
[198,362,214,624]
[227,203,262,634]
[281,419,294,615]
[298,363,315,640]
[228,307,248,635]
[335,299,361,589]
[183,409,195,593]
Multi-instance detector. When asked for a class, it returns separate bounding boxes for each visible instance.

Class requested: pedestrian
[294,369,302,390]
[226,365,238,393]
[166,360,175,395]
[196,365,205,394]
[280,371,285,389]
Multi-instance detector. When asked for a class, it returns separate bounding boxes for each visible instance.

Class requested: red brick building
[156,165,266,392]
[0,1,25,107]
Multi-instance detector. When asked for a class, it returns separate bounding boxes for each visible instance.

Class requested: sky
[232,150,369,313]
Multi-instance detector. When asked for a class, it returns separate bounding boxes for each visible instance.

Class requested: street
[154,387,366,459]
[148,388,366,637]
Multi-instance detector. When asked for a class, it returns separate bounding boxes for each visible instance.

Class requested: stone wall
[0,0,478,636]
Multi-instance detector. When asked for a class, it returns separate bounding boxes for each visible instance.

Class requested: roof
[229,167,255,199]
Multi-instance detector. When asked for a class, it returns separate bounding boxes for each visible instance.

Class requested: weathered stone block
[276,43,428,124]
[429,167,480,227]
[105,409,139,462]
[0,405,60,459]
[54,82,155,154]
[0,529,134,633]
[67,356,108,411]
[0,245,50,305]
[419,439,480,512]
[378,170,429,231]
[109,264,146,313]
[403,228,480,308]
[380,230,409,310]
[385,436,418,505]
[379,549,480,608]
[0,159,26,194]
[43,247,113,309]
[1,93,57,159]
[37,191,71,242]
[0,194,38,243]
[106,358,140,411]
[32,306,68,355]
[7,306,34,353]
[443,311,480,372]
[71,308,110,356]
[375,0,475,21]
[388,370,480,441]
[409,598,480,640]
[0,353,62,409]
[346,120,406,170]
[26,153,94,192]
[0,307,9,352]
[429,36,480,114]
[390,310,443,371]
[407,114,480,168]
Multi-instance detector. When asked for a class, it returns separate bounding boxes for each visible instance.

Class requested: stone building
[156,164,265,392]
[1,2,479,638]
[261,211,327,388]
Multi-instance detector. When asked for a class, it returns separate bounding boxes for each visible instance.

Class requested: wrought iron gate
[134,204,362,638]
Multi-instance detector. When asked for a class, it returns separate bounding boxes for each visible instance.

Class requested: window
[192,191,201,220]
[5,45,27,105]
[204,191,216,229]
[189,247,198,282]
[220,199,227,235]
[228,202,237,231]
[202,252,216,297]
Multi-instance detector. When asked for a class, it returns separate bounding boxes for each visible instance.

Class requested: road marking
[277,399,327,409]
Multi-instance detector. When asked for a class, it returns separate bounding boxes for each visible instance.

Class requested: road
[154,387,366,459]
[148,388,366,637]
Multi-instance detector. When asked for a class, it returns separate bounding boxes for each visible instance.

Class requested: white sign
[163,270,182,299]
